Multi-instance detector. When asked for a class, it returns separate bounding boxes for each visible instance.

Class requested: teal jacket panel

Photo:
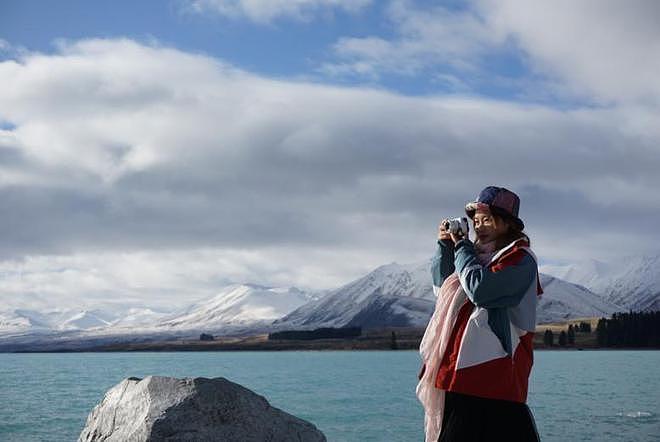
[431,239,455,287]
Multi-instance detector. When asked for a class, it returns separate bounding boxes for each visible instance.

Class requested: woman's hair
[489,206,530,249]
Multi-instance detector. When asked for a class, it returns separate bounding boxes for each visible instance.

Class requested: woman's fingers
[438,218,454,241]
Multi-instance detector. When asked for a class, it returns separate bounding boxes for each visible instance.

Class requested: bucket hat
[465,186,525,230]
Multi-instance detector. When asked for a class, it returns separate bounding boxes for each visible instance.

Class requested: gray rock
[78,376,326,442]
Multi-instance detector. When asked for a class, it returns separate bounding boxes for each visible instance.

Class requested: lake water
[0,350,658,441]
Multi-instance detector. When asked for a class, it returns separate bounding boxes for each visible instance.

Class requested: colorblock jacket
[430,236,543,403]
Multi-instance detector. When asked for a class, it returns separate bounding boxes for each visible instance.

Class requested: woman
[416,186,542,442]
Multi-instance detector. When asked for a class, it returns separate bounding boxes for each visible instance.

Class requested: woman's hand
[439,218,469,244]
[438,219,452,241]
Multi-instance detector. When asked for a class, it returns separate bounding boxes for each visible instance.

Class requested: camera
[443,217,469,237]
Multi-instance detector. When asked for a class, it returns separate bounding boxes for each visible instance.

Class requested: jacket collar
[486,237,530,267]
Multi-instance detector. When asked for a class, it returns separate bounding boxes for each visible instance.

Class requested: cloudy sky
[1,0,659,312]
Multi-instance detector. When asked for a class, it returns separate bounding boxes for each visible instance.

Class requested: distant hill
[536,274,621,323]
[540,253,660,312]
[272,261,434,330]
[0,284,320,344]
[156,284,318,331]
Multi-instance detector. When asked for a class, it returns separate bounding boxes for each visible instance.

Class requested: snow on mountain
[59,310,113,330]
[600,254,660,312]
[540,259,614,293]
[109,308,172,328]
[0,308,115,335]
[272,261,436,329]
[156,284,317,331]
[11,309,55,329]
[0,310,51,334]
[0,306,164,336]
[541,253,660,312]
[0,308,81,335]
[0,284,319,339]
[536,274,621,323]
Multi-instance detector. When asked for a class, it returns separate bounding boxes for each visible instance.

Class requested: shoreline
[5,333,659,354]
[3,318,658,353]
[6,347,659,353]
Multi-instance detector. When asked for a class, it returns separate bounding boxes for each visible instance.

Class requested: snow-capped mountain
[540,253,660,312]
[110,308,172,328]
[273,260,619,329]
[0,310,51,334]
[600,254,660,312]
[0,308,110,334]
[540,259,614,293]
[156,284,318,331]
[536,274,621,323]
[273,261,436,329]
[0,283,319,337]
[0,283,328,337]
[59,310,114,330]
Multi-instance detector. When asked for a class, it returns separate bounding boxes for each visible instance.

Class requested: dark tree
[567,325,575,345]
[543,329,554,346]
[593,310,660,347]
[199,333,214,341]
[596,317,608,346]
[269,327,362,340]
[558,330,567,346]
[390,331,398,350]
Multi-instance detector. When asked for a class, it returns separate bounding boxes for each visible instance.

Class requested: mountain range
[1,252,657,350]
[272,260,623,329]
[539,254,660,312]
[157,284,318,330]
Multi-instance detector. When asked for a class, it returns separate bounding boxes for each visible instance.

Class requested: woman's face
[473,208,508,243]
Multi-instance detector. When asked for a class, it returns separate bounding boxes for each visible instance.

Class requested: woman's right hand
[438,219,452,241]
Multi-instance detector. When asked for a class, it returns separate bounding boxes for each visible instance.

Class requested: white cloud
[323,0,660,105]
[186,0,371,23]
[321,0,498,79]
[0,38,658,310]
[478,0,660,105]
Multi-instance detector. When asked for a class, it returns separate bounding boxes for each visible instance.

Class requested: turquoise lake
[1,350,658,441]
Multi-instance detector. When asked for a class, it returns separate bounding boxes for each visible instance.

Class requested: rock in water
[78,376,326,441]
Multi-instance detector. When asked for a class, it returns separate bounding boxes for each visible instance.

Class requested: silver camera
[443,217,469,237]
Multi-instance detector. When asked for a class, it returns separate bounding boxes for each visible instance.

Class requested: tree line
[268,326,362,340]
[596,310,660,347]
[543,321,590,347]
[542,311,660,348]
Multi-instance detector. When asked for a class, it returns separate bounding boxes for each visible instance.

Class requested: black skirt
[437,391,541,442]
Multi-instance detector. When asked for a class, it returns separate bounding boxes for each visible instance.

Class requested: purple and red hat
[465,186,524,230]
